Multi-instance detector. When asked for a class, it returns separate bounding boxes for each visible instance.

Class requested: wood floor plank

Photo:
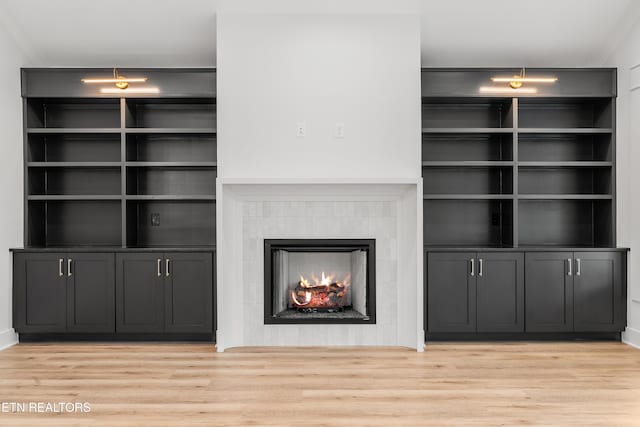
[0,343,638,426]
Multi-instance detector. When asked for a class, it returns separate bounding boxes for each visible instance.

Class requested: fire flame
[299,272,350,288]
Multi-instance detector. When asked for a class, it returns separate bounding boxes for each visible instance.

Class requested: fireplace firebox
[264,239,376,324]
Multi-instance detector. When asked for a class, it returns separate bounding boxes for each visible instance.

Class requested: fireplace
[264,239,376,324]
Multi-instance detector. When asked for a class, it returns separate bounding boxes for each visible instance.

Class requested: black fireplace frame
[264,239,376,325]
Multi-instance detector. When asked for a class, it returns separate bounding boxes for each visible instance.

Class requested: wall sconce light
[479,68,557,94]
[82,68,159,93]
[491,68,558,88]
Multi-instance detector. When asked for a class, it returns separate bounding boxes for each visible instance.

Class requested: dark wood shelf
[422,128,514,134]
[27,195,122,201]
[423,246,629,252]
[421,68,616,249]
[517,128,613,134]
[27,128,121,134]
[11,246,216,252]
[517,194,613,200]
[125,195,216,201]
[125,128,216,134]
[27,162,122,168]
[125,161,217,167]
[423,194,514,200]
[518,161,613,167]
[23,70,217,249]
[422,161,514,167]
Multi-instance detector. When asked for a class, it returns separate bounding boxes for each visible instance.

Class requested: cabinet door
[476,252,524,332]
[164,252,213,333]
[427,252,476,332]
[67,253,115,333]
[525,252,573,332]
[574,252,625,332]
[13,253,67,333]
[116,253,164,333]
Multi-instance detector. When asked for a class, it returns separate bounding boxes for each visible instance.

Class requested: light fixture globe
[115,78,129,90]
[509,77,524,89]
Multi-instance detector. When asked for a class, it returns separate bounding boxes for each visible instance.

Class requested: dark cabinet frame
[14,252,115,333]
[526,251,625,333]
[116,252,213,334]
[427,251,524,333]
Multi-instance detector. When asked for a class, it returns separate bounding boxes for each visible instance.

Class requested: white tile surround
[216,181,423,352]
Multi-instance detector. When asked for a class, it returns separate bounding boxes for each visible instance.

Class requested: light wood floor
[0,342,639,426]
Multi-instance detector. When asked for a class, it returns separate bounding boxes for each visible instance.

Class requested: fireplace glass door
[264,239,375,324]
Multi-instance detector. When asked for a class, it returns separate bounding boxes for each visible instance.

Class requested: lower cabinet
[14,250,214,336]
[526,251,625,333]
[525,252,574,332]
[427,249,626,336]
[573,252,625,332]
[476,253,524,333]
[427,252,524,333]
[116,252,213,334]
[14,252,115,333]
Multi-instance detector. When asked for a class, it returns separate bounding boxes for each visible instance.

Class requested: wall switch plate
[151,213,160,226]
[296,122,306,137]
[335,122,345,138]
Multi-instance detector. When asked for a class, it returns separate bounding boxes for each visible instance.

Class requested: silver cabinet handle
[479,259,483,277]
[576,258,581,276]
[470,258,475,277]
[157,259,162,277]
[567,258,572,276]
[59,258,64,277]
[166,259,170,277]
[67,259,72,277]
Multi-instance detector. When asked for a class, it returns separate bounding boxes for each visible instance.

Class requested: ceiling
[0,0,638,67]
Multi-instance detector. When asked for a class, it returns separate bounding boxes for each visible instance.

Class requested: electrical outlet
[151,213,160,226]
[491,213,500,226]
[335,122,345,138]
[296,122,306,137]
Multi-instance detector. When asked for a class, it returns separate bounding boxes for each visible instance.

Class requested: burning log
[290,272,349,309]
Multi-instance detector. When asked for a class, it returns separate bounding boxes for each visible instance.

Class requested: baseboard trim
[622,327,640,349]
[426,332,621,341]
[17,333,215,342]
[0,328,18,351]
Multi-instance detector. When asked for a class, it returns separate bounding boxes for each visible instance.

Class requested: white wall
[217,13,421,180]
[0,23,25,349]
[606,17,640,348]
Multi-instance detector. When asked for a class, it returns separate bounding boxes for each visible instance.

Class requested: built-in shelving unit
[421,68,616,248]
[22,69,216,248]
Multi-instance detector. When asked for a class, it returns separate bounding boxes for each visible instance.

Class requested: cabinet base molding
[426,332,621,342]
[18,333,214,342]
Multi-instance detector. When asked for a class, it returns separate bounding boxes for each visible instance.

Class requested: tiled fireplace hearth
[216,182,423,352]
